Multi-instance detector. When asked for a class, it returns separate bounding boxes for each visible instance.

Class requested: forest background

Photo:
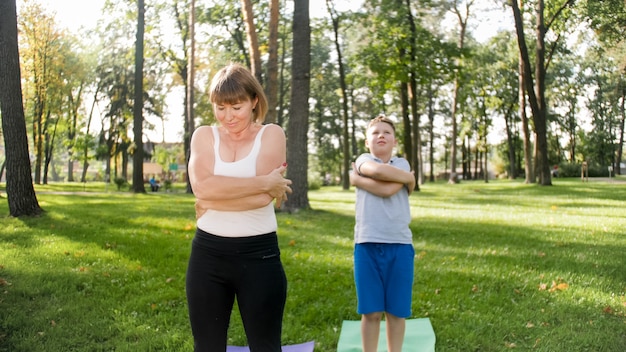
[0,0,625,216]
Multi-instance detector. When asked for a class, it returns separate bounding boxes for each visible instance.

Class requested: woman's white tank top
[196,125,277,237]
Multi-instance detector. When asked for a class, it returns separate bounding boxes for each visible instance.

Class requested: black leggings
[186,229,287,352]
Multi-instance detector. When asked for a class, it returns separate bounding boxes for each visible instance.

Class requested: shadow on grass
[1,184,625,351]
[412,215,625,351]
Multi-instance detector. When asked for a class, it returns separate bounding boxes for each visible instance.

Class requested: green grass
[1,178,625,351]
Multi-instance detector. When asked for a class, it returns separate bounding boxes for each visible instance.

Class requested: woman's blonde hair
[208,63,268,123]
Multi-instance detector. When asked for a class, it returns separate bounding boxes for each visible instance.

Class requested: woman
[186,63,292,352]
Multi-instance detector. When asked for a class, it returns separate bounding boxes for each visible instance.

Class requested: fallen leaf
[603,306,613,314]
[548,281,569,292]
[288,240,296,246]
[526,322,534,328]
[532,338,541,348]
[471,285,479,293]
[166,277,174,283]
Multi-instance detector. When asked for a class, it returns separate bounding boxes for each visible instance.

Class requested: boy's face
[365,121,397,157]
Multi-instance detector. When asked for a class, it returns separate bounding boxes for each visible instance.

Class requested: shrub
[113,177,127,190]
[558,162,611,178]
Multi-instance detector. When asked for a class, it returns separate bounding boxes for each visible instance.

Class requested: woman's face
[213,96,258,132]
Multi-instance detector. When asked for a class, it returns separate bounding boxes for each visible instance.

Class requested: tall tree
[285,0,311,211]
[132,0,146,193]
[186,0,196,193]
[18,1,62,184]
[403,0,422,190]
[326,0,352,190]
[447,0,474,184]
[0,0,42,216]
[510,0,575,185]
[240,0,262,83]
[265,0,280,124]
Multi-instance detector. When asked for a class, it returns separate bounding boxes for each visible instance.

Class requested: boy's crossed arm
[350,161,415,197]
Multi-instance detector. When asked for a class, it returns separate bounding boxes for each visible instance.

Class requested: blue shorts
[354,243,415,318]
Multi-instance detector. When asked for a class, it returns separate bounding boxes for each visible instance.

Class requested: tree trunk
[132,0,146,193]
[327,1,351,190]
[405,0,421,189]
[519,51,533,183]
[0,0,42,217]
[532,0,551,185]
[504,104,516,179]
[186,0,196,193]
[511,0,551,185]
[43,110,60,184]
[427,83,436,182]
[617,85,625,175]
[448,0,471,184]
[81,85,100,183]
[265,0,280,124]
[285,0,310,211]
[400,82,412,165]
[241,0,262,83]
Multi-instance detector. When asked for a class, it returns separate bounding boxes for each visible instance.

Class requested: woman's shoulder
[191,125,216,143]
[261,123,286,138]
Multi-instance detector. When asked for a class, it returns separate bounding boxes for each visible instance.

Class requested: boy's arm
[358,161,413,184]
[350,169,404,197]
[357,160,415,195]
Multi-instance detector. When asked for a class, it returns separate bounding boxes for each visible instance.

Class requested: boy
[350,115,415,352]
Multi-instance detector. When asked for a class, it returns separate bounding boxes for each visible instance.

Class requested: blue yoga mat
[226,340,315,352]
[337,318,436,352]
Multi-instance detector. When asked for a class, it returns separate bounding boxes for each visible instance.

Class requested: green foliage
[557,162,581,177]
[113,177,127,190]
[1,180,625,351]
[558,161,612,178]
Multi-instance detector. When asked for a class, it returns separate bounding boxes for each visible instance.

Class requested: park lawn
[0,179,625,351]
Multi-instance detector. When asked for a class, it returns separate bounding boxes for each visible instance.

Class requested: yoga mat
[226,340,315,352]
[337,318,435,352]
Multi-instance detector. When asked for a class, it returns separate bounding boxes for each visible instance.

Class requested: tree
[265,0,280,124]
[132,0,146,193]
[509,0,575,185]
[326,0,352,190]
[240,0,262,83]
[17,1,63,184]
[446,0,474,184]
[481,32,521,179]
[285,0,310,211]
[186,0,196,193]
[0,0,42,216]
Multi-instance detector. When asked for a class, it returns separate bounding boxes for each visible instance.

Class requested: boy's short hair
[367,115,396,133]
